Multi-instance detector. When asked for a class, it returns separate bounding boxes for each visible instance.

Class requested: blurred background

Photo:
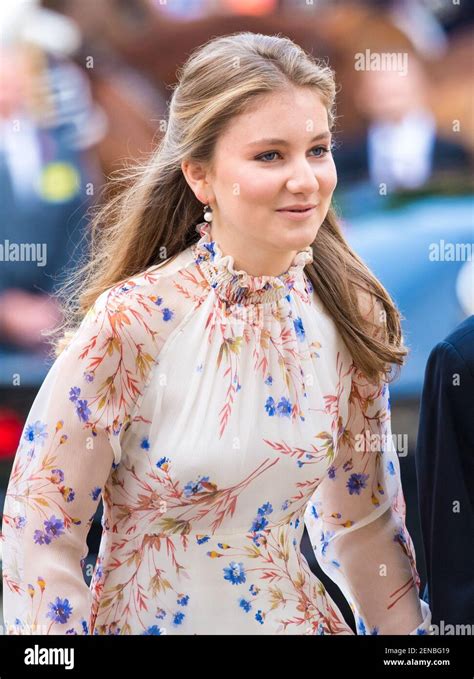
[0,0,473,632]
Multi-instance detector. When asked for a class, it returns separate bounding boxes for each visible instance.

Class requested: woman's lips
[276,206,317,220]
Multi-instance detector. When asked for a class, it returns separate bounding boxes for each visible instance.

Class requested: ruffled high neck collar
[191,221,314,305]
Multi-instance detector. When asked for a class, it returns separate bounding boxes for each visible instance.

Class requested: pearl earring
[203,204,213,222]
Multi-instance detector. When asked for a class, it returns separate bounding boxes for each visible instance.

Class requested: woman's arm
[304,295,432,635]
[1,285,161,634]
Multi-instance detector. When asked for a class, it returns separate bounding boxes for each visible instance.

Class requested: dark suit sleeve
[415,339,474,626]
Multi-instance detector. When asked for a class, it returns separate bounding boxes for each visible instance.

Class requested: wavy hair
[46,31,407,383]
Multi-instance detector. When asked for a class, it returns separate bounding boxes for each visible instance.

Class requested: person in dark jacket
[415,314,474,628]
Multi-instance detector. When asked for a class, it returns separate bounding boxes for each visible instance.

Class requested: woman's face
[183,85,337,276]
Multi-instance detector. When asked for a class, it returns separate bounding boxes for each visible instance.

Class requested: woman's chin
[272,219,320,244]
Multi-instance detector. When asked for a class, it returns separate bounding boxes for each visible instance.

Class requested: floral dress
[1,221,432,635]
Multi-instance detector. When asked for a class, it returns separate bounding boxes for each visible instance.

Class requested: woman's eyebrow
[245,132,332,147]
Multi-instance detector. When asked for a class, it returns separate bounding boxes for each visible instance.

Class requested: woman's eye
[255,146,332,162]
[257,151,280,162]
[310,145,332,158]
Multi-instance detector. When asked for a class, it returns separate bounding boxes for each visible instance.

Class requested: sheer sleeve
[1,287,155,634]
[304,367,432,635]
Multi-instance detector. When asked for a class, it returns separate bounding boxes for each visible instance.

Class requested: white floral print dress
[1,221,432,635]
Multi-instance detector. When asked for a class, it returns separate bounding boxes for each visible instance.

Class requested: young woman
[1,32,432,635]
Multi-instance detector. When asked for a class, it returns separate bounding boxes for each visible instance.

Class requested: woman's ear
[181,159,212,204]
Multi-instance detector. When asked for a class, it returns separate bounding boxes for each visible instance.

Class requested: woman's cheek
[327,159,338,191]
[236,176,274,204]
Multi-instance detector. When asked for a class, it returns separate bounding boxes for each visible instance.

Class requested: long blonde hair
[46,31,407,383]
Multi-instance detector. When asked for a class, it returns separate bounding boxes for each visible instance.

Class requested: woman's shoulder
[119,245,198,293]
[99,245,199,314]
[67,246,199,363]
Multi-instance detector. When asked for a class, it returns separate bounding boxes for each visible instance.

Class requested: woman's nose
[286,160,320,194]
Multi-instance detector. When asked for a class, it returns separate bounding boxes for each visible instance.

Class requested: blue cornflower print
[14,516,26,529]
[143,625,165,635]
[239,598,252,612]
[250,501,273,532]
[90,487,101,501]
[357,617,367,635]
[387,461,395,476]
[24,421,48,446]
[320,529,334,557]
[69,387,80,402]
[255,610,264,625]
[265,396,276,416]
[172,611,185,626]
[47,597,73,624]
[61,488,75,503]
[50,469,65,484]
[265,395,292,417]
[44,516,65,538]
[346,473,369,495]
[183,475,210,497]
[140,437,150,450]
[264,375,273,385]
[156,457,170,469]
[162,308,174,321]
[33,530,50,545]
[223,561,246,585]
[258,502,273,516]
[203,241,216,259]
[75,399,91,423]
[196,535,210,544]
[276,397,292,417]
[293,317,305,340]
[327,465,336,479]
[177,595,189,606]
[34,515,65,545]
[250,515,268,532]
